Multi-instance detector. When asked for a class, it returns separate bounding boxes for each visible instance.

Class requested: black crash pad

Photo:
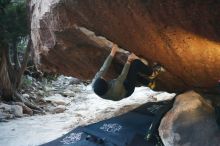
[41,100,174,146]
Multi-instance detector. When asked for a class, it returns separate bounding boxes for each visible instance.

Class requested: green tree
[0,0,32,102]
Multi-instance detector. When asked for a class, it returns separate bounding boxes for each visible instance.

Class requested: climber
[92,44,162,101]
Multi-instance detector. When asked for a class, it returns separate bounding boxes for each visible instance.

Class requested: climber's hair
[93,77,108,96]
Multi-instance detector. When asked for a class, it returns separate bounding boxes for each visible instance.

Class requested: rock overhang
[30,0,220,93]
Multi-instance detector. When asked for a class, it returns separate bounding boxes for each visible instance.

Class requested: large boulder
[30,0,220,93]
[159,91,220,146]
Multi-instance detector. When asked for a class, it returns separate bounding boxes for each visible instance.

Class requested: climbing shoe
[149,63,164,80]
[148,79,156,89]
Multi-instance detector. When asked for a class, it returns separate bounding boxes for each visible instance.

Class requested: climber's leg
[123,59,153,97]
[126,59,153,84]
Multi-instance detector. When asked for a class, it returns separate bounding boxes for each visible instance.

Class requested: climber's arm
[92,44,119,83]
[117,61,131,81]
[117,53,139,81]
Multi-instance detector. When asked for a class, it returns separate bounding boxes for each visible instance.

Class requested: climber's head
[93,77,108,96]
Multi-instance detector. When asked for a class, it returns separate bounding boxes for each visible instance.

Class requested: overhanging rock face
[30,0,220,93]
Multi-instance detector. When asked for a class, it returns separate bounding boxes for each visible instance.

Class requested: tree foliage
[0,0,28,47]
[0,0,32,101]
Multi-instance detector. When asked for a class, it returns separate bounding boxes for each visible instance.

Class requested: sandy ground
[0,84,175,146]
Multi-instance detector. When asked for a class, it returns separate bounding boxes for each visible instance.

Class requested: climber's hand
[110,44,119,56]
[128,53,139,62]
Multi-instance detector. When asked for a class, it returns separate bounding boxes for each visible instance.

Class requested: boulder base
[159,91,220,146]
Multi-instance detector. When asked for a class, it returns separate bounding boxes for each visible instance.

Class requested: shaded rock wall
[31,0,220,93]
